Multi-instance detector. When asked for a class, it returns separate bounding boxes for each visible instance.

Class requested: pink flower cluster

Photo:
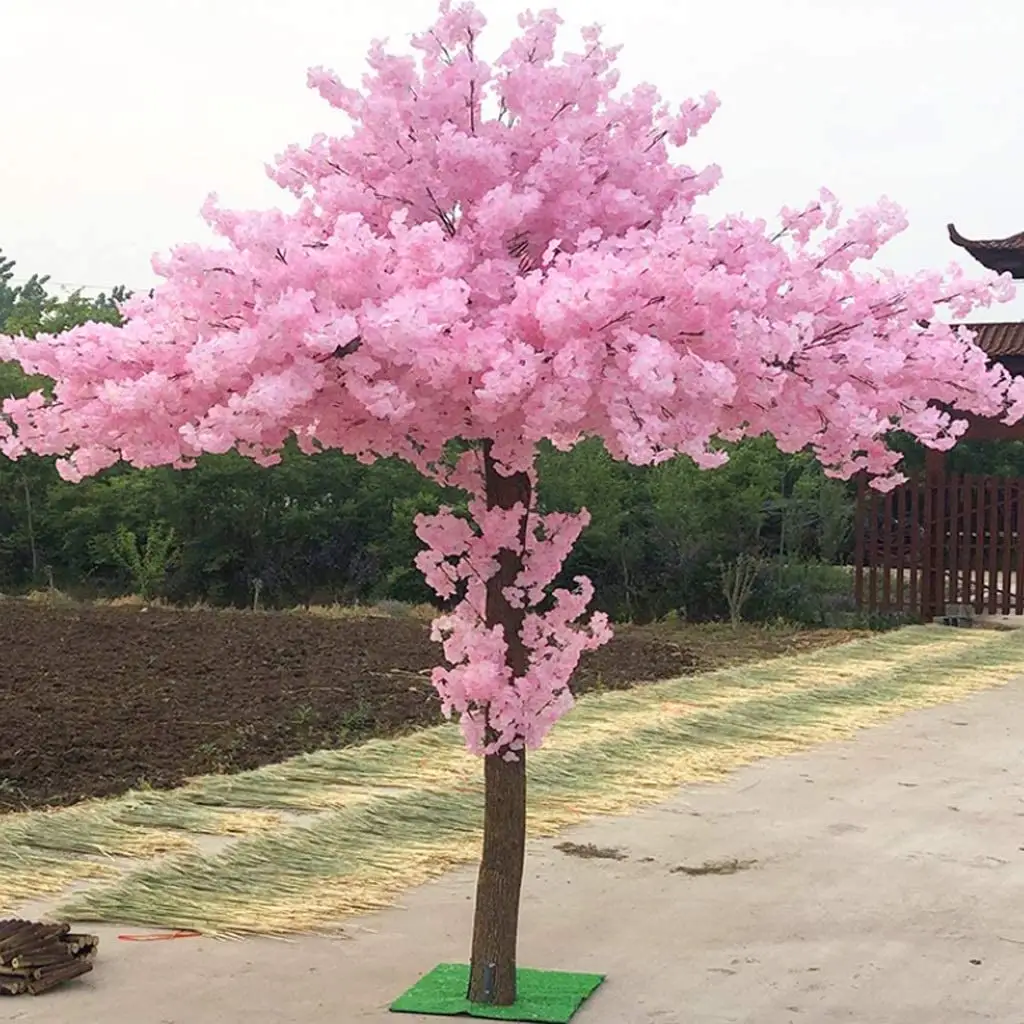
[415,488,611,754]
[1,2,1019,753]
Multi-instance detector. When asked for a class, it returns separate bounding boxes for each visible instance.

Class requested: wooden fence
[853,472,1024,620]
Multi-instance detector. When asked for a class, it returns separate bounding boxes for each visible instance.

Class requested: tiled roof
[958,322,1024,358]
[949,223,1024,251]
[948,223,1024,276]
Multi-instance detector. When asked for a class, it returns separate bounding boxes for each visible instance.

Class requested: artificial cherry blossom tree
[2,2,1021,1006]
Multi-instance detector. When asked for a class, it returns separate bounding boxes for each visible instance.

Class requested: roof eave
[948,222,1024,278]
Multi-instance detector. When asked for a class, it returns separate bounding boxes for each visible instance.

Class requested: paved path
[12,679,1024,1023]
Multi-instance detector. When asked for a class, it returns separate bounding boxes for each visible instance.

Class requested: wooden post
[974,477,987,614]
[922,449,947,618]
[881,488,893,612]
[1014,480,1024,615]
[935,471,949,617]
[947,474,961,606]
[867,486,879,613]
[987,476,999,615]
[894,485,906,613]
[908,474,920,618]
[961,475,974,610]
[466,446,532,1007]
[1001,479,1014,615]
[853,475,866,611]
[922,469,934,619]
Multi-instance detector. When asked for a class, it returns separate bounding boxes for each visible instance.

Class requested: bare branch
[426,187,457,237]
[332,337,362,359]
[814,240,854,270]
[598,311,633,332]
[430,31,454,65]
[644,129,668,153]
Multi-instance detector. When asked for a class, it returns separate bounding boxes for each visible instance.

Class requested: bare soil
[0,597,860,812]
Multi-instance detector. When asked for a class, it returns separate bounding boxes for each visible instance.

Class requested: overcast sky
[3,0,1024,317]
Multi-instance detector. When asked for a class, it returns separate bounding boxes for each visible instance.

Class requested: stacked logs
[0,920,98,996]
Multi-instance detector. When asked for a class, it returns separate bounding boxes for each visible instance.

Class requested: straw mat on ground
[0,797,282,912]
[43,626,1024,935]
[7,628,935,907]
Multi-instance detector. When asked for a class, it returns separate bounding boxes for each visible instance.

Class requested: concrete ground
[10,679,1024,1024]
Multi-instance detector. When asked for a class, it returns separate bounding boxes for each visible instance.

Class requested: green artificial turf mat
[390,963,605,1022]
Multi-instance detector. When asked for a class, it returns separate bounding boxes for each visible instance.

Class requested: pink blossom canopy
[2,2,1021,753]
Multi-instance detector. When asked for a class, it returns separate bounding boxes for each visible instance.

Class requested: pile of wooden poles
[0,920,98,996]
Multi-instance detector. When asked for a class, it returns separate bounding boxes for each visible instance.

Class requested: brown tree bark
[20,470,39,582]
[465,445,532,1006]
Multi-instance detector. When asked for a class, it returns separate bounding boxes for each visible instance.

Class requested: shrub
[747,561,856,626]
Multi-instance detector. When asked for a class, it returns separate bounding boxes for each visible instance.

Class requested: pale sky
[3,0,1024,316]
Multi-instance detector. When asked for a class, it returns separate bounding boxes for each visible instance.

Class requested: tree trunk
[20,470,39,582]
[466,446,532,1006]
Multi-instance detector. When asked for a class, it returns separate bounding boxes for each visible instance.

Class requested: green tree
[110,521,179,600]
[0,249,128,590]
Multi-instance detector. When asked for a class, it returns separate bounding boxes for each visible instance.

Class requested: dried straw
[0,793,284,911]
[54,626,1024,935]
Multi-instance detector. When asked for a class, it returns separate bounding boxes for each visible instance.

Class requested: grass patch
[23,590,438,621]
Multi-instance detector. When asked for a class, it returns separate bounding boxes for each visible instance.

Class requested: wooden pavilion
[853,224,1024,621]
